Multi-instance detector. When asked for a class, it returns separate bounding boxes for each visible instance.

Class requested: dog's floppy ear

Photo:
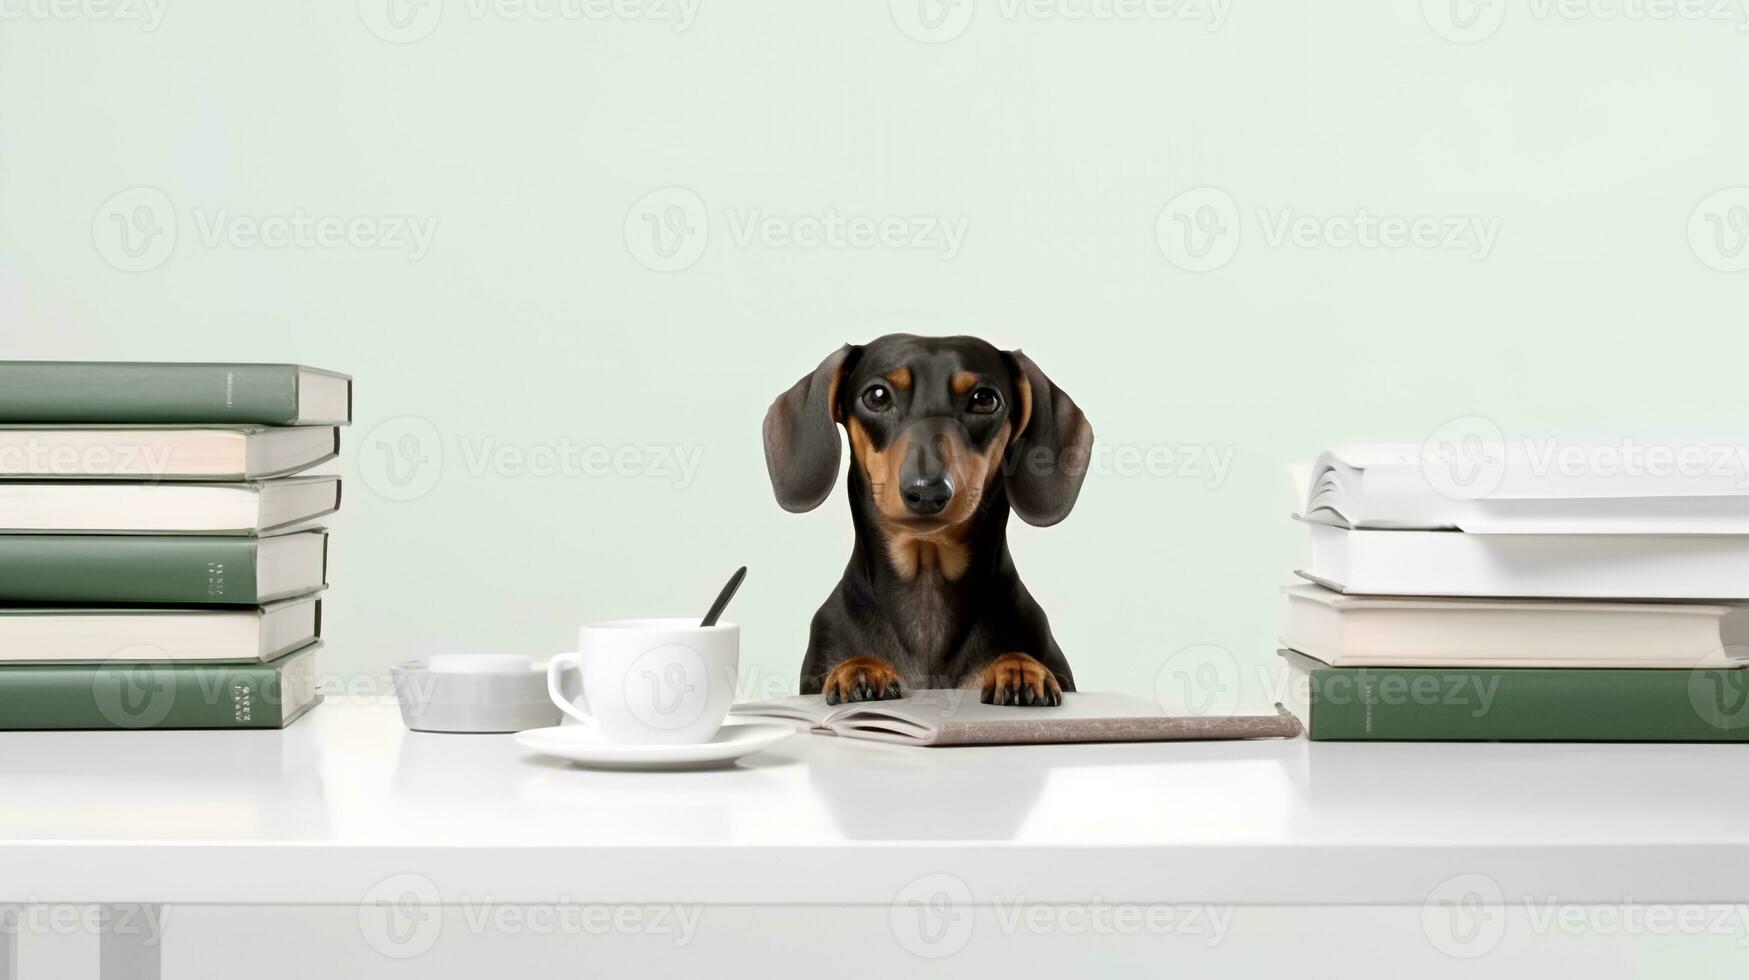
[1002,349,1094,527]
[763,344,859,513]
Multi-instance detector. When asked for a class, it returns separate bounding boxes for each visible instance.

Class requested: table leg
[97,906,160,980]
[1,905,16,980]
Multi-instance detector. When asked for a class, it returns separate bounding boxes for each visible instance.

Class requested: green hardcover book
[0,644,321,730]
[0,530,327,604]
[1279,649,1749,741]
[0,362,351,425]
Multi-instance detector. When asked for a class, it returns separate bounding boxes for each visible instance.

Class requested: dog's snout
[900,436,955,515]
[902,474,954,515]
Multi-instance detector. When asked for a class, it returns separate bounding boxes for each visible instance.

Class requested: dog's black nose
[902,475,953,515]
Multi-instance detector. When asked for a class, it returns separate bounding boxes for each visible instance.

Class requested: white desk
[2,702,1747,976]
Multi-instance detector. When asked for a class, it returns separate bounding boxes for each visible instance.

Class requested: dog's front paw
[822,656,904,705]
[979,653,1063,706]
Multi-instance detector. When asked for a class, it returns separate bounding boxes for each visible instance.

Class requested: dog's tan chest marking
[882,531,971,583]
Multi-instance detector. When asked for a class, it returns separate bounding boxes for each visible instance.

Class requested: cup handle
[546,652,596,728]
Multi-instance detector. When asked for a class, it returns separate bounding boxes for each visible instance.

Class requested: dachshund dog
[763,334,1093,706]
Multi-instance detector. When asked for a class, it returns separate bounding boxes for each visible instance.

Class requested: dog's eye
[967,387,1001,414]
[862,385,892,412]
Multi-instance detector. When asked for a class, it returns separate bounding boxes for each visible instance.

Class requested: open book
[1293,443,1749,534]
[729,689,1302,746]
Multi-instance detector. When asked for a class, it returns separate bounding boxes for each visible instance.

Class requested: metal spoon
[700,566,747,627]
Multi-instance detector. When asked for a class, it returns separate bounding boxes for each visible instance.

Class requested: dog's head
[763,334,1093,529]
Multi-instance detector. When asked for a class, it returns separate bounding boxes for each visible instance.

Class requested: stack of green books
[0,362,349,730]
[1281,445,1749,741]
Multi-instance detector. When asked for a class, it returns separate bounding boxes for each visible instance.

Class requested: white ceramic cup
[546,619,739,744]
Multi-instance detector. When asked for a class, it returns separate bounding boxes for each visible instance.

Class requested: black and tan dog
[764,334,1093,706]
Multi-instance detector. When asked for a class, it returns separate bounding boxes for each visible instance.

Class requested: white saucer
[513,720,795,771]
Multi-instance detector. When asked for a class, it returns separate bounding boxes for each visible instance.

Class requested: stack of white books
[1279,441,1749,740]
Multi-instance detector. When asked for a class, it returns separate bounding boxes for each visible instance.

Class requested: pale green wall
[3,0,1745,716]
[4,4,1747,976]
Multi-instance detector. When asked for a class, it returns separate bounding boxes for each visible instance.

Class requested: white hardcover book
[0,476,340,534]
[1298,443,1749,534]
[1282,583,1749,668]
[1298,521,1749,600]
[0,426,338,480]
[0,595,321,663]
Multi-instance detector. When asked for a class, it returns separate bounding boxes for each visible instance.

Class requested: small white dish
[513,720,794,771]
